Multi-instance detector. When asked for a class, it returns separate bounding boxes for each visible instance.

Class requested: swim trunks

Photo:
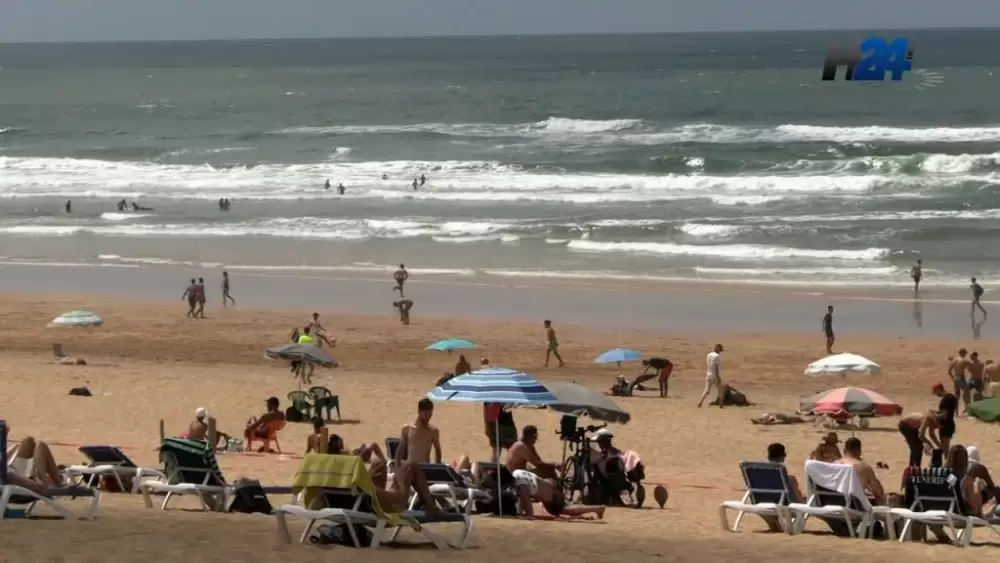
[548,340,559,351]
[512,469,539,495]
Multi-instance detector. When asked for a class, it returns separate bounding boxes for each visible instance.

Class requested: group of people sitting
[766,436,999,536]
[299,398,611,519]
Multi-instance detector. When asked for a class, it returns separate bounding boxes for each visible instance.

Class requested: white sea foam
[100,212,154,221]
[567,240,890,261]
[677,223,742,238]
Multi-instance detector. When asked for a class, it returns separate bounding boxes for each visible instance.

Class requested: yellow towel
[292,454,412,529]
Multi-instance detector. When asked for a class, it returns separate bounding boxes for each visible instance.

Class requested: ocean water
[2,29,1000,286]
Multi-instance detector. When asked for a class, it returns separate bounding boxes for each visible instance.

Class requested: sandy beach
[0,269,997,562]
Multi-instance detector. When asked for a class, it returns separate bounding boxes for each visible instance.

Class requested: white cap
[595,428,614,439]
[967,445,980,464]
[195,407,207,419]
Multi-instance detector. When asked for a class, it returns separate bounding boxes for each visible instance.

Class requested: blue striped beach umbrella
[427,366,558,405]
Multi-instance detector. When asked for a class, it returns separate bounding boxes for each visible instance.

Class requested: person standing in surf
[911,260,922,293]
[393,264,409,296]
[971,277,987,318]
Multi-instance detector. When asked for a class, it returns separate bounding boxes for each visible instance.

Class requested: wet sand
[0,262,994,338]
[0,273,996,562]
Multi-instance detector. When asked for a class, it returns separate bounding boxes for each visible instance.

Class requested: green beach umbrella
[48,310,103,328]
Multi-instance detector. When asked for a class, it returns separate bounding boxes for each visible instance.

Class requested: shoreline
[1,261,994,339]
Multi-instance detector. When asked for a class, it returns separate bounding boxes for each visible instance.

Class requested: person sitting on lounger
[760,443,804,532]
[965,446,1000,507]
[325,433,391,490]
[243,396,285,447]
[6,434,68,496]
[186,407,231,450]
[512,469,605,519]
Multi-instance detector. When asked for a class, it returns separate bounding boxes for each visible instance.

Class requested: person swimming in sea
[65,200,72,214]
[412,178,419,191]
[116,199,128,212]
[419,174,426,186]
[324,179,331,190]
[337,183,345,195]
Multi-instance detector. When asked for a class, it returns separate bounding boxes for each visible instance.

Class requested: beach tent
[967,397,1000,423]
[805,353,880,377]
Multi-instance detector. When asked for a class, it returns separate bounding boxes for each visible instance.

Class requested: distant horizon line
[1,25,998,45]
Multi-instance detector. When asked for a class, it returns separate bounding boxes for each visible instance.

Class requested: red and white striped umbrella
[798,387,902,417]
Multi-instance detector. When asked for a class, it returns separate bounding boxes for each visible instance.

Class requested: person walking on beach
[971,277,987,318]
[221,271,235,307]
[393,264,409,296]
[822,305,835,354]
[194,277,207,318]
[911,260,922,292]
[393,299,413,325]
[543,320,564,367]
[307,312,336,347]
[182,278,198,318]
[698,344,724,408]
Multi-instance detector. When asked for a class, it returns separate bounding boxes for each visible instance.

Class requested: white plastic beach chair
[64,445,165,494]
[891,466,1000,547]
[274,486,472,549]
[140,451,230,511]
[787,460,893,538]
[719,461,795,533]
[417,463,489,515]
[0,423,101,520]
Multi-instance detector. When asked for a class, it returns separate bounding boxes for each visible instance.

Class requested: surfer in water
[419,174,426,187]
[132,202,153,212]
[116,199,128,212]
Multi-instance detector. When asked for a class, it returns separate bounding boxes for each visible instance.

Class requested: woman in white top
[6,434,66,495]
[698,343,725,408]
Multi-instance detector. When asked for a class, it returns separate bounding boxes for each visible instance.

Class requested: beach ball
[859,418,870,429]
[653,485,668,508]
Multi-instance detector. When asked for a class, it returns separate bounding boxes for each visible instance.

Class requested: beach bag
[228,479,273,514]
[284,406,304,423]
[313,523,373,547]
[975,285,985,297]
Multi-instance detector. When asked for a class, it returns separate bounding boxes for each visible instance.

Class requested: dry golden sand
[0,293,997,562]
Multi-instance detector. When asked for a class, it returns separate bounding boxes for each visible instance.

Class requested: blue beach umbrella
[428,366,558,404]
[426,338,477,353]
[594,348,642,365]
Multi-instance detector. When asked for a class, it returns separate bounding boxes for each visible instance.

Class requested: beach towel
[291,454,410,529]
[622,450,642,474]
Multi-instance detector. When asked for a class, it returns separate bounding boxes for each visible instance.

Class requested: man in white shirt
[698,343,724,408]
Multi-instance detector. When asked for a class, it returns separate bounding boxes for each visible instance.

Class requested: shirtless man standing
[968,351,986,403]
[948,349,970,408]
[307,313,336,347]
[393,299,413,325]
[392,398,441,512]
[182,278,198,317]
[506,425,559,481]
[543,320,564,367]
[393,264,409,297]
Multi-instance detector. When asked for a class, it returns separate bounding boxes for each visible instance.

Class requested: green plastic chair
[309,386,341,421]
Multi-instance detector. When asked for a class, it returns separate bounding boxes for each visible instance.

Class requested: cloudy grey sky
[2,0,998,42]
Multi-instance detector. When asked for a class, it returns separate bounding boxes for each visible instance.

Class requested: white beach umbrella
[805,353,881,377]
[48,310,103,328]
